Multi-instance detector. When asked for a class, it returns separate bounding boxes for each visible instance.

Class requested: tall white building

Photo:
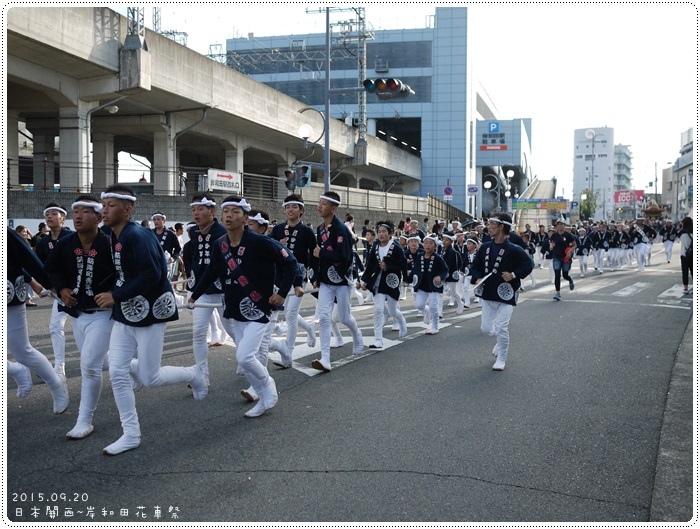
[573,127,614,220]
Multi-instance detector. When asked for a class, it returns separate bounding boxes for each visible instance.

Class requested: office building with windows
[225,6,531,215]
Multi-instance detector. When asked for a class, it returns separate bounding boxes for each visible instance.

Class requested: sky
[112,3,697,198]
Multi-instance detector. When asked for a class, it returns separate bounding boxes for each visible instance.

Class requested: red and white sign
[479,145,508,151]
[614,189,644,206]
[208,169,243,193]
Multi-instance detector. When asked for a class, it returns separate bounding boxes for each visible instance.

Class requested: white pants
[222,319,272,392]
[317,283,363,359]
[192,293,226,384]
[7,304,64,395]
[71,312,113,428]
[664,240,674,262]
[283,288,313,351]
[415,290,440,333]
[578,254,589,276]
[634,243,648,271]
[372,293,406,346]
[207,308,228,345]
[445,282,460,305]
[594,249,606,270]
[109,322,195,438]
[646,242,653,264]
[480,299,514,362]
[49,300,68,373]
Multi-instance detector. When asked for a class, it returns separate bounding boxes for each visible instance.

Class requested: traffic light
[363,78,415,100]
[283,165,310,190]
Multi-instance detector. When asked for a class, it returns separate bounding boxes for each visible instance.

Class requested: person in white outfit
[96,185,208,456]
[44,196,115,439]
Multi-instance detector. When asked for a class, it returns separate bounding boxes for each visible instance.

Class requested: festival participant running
[310,192,365,372]
[34,202,73,375]
[441,233,463,314]
[184,194,229,387]
[7,228,69,413]
[189,196,297,417]
[549,219,577,301]
[659,219,679,263]
[95,185,207,456]
[470,213,534,370]
[269,194,319,367]
[360,221,408,349]
[150,211,181,280]
[409,235,448,335]
[44,196,115,439]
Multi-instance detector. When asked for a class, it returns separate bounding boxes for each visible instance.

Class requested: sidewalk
[649,313,694,522]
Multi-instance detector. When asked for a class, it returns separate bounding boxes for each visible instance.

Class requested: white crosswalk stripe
[610,282,654,297]
[571,279,619,294]
[658,285,689,298]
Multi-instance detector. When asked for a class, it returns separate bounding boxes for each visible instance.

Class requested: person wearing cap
[310,191,365,371]
[408,235,448,335]
[43,195,116,440]
[31,221,48,248]
[189,195,297,418]
[659,219,679,263]
[549,219,577,300]
[95,184,208,455]
[150,211,181,280]
[575,227,592,277]
[34,201,74,376]
[269,195,319,368]
[441,233,464,314]
[360,220,408,349]
[470,212,534,370]
[182,193,230,388]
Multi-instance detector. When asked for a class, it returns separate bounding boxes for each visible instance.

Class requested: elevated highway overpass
[6,6,421,196]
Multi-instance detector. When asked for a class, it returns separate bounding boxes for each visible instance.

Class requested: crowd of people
[8,190,693,455]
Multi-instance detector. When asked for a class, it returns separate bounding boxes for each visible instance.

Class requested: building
[612,144,634,219]
[662,127,694,220]
[226,6,533,216]
[572,127,615,220]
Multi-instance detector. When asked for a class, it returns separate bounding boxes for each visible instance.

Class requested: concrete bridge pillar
[92,133,116,191]
[7,111,19,189]
[59,105,90,192]
[224,148,243,173]
[30,134,56,192]
[153,130,176,195]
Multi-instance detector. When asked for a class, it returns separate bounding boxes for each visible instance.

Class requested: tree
[579,188,600,221]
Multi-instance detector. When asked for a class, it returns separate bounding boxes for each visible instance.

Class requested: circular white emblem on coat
[153,292,177,320]
[214,279,222,290]
[385,273,400,289]
[14,277,26,303]
[327,266,343,284]
[497,282,514,301]
[411,275,419,287]
[121,295,150,322]
[7,280,15,303]
[187,273,195,289]
[583,248,589,255]
[473,283,484,297]
[240,297,265,321]
[452,271,460,280]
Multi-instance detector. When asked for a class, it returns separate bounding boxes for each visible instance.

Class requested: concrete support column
[367,118,377,137]
[59,105,90,192]
[224,148,243,173]
[7,112,20,189]
[153,130,176,195]
[92,133,116,191]
[31,134,56,192]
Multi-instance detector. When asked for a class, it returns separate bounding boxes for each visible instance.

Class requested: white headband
[319,195,341,206]
[423,236,439,244]
[151,213,166,220]
[377,223,392,231]
[283,200,305,208]
[406,235,421,242]
[190,198,216,207]
[71,201,103,214]
[248,213,269,225]
[43,206,67,217]
[221,198,252,212]
[101,192,136,202]
[488,217,512,227]
[467,238,478,245]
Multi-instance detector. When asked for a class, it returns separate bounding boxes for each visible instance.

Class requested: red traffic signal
[363,78,414,100]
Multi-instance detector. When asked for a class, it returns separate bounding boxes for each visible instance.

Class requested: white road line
[658,285,689,298]
[572,279,619,294]
[610,282,653,297]
[529,297,691,310]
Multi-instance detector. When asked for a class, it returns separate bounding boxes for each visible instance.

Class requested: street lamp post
[585,129,605,219]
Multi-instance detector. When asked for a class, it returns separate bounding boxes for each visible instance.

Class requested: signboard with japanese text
[613,190,644,207]
[512,199,568,211]
[207,169,243,193]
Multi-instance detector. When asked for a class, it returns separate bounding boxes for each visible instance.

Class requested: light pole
[585,129,605,219]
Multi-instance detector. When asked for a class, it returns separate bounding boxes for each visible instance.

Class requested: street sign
[443,195,453,201]
[443,185,454,196]
[571,201,579,207]
[208,169,243,193]
[467,185,479,195]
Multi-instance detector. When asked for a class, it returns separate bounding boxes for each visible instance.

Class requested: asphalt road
[5,248,693,522]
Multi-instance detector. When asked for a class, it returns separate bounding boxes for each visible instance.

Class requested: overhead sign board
[208,169,243,193]
[467,185,479,195]
[614,189,644,207]
[512,199,568,211]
